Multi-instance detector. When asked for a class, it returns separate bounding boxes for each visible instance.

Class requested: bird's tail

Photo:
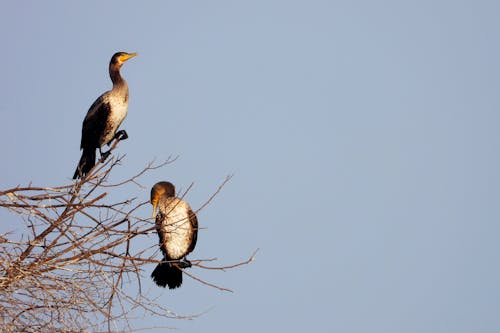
[151,261,183,289]
[73,148,96,179]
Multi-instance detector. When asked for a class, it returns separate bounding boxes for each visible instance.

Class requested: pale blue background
[0,1,499,332]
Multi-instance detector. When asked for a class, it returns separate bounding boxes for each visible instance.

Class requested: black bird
[150,182,198,289]
[73,52,137,179]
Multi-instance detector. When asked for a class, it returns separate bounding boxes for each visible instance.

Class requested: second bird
[73,52,137,179]
[150,181,198,289]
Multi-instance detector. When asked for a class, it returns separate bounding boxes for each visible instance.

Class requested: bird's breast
[100,94,128,145]
[107,94,128,125]
[157,199,195,260]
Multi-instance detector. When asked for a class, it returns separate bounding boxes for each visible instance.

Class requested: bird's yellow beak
[120,52,138,62]
[151,199,158,219]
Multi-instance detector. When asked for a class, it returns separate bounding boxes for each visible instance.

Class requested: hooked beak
[120,52,138,62]
[152,202,157,219]
[151,196,158,218]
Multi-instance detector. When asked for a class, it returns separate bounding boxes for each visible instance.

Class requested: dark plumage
[73,52,137,179]
[150,182,198,289]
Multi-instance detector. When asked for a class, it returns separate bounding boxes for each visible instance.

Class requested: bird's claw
[100,150,111,163]
[178,259,192,269]
[115,130,128,141]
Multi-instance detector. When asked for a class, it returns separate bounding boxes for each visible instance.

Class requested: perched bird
[73,52,138,179]
[150,181,198,289]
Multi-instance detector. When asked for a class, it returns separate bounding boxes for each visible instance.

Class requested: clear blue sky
[0,1,499,332]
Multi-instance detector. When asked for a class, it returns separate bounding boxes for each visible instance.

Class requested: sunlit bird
[73,51,137,179]
[150,181,198,289]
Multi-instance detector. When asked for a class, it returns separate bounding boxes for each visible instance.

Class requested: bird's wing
[187,209,198,253]
[80,95,111,149]
[155,212,169,259]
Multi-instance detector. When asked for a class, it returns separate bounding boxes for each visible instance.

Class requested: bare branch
[0,144,253,332]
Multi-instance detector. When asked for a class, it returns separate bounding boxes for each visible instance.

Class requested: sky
[0,0,499,332]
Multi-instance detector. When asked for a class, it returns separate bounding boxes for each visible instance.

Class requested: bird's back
[80,92,110,149]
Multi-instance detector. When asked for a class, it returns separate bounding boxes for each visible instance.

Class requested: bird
[150,181,198,289]
[73,51,138,179]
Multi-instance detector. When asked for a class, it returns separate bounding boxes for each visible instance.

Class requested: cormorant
[150,181,198,289]
[73,52,137,179]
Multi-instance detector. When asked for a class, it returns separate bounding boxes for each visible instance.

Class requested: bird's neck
[110,67,129,94]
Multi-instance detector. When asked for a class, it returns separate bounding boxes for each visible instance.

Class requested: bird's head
[150,181,176,218]
[110,51,138,67]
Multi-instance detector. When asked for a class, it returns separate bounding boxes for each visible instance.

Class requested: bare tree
[0,145,256,332]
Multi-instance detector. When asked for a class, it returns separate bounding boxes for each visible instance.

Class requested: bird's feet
[178,258,192,269]
[99,150,111,163]
[114,130,128,141]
